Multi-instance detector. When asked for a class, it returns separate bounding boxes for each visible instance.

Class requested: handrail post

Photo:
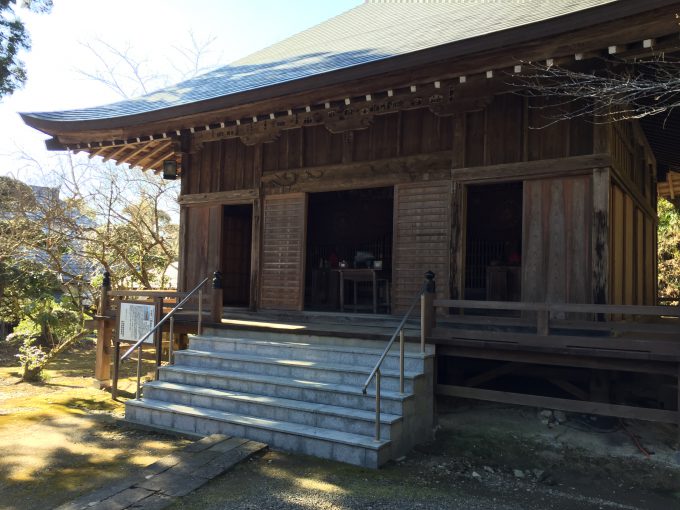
[420,271,436,352]
[198,289,203,335]
[375,369,381,441]
[211,271,223,324]
[169,315,175,364]
[135,345,142,400]
[399,329,405,394]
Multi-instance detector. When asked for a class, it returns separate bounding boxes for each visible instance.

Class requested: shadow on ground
[0,342,189,510]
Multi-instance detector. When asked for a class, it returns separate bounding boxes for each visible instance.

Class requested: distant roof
[22,0,620,132]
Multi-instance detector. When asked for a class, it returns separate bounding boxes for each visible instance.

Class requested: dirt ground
[170,403,680,510]
[1,340,679,510]
[0,340,189,510]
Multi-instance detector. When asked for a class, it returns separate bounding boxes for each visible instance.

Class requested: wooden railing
[91,271,222,394]
[427,298,680,434]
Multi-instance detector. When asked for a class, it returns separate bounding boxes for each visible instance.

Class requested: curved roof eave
[19,0,675,140]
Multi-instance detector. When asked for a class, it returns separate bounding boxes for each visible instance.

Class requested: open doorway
[305,187,394,312]
[465,182,523,301]
[222,204,252,307]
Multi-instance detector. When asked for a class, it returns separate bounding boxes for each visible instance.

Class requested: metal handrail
[121,276,210,399]
[361,282,426,394]
[362,271,434,441]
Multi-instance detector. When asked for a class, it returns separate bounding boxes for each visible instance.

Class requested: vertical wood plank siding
[609,182,656,305]
[522,176,593,308]
[392,181,452,313]
[189,138,260,194]
[178,94,658,312]
[260,194,307,310]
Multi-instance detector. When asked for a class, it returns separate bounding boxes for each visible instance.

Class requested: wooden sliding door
[259,193,307,310]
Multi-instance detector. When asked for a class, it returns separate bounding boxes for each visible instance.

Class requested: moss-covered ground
[0,339,189,510]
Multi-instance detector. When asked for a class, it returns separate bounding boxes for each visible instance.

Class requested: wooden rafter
[103,145,132,163]
[87,146,108,159]
[133,141,174,169]
[146,148,175,174]
[116,142,155,167]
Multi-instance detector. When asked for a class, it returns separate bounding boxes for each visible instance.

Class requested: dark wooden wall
[187,139,261,194]
[178,93,658,312]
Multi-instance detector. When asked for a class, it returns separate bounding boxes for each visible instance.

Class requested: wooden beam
[179,188,259,207]
[103,145,130,163]
[145,148,176,173]
[133,141,174,169]
[464,362,525,387]
[451,153,611,183]
[88,146,107,159]
[115,142,151,167]
[549,379,589,401]
[437,345,678,376]
[433,298,680,316]
[436,384,679,424]
[261,150,453,194]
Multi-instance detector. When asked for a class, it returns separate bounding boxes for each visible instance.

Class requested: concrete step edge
[191,335,434,359]
[144,380,402,424]
[127,398,391,451]
[160,365,413,402]
[175,349,424,379]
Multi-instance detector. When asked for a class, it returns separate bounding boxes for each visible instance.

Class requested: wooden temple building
[21,0,680,466]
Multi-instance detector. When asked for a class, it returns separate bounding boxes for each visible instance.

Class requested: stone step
[202,326,436,355]
[159,365,411,415]
[126,398,391,468]
[173,350,420,392]
[143,381,400,439]
[189,335,428,372]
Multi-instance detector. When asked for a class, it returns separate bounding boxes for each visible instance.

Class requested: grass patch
[0,339,189,510]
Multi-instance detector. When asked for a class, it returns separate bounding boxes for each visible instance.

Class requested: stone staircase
[126,325,435,468]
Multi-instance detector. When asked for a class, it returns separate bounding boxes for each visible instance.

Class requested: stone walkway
[56,435,267,510]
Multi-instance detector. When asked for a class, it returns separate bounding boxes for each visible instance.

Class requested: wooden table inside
[334,268,381,313]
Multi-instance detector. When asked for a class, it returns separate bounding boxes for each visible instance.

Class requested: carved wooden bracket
[429,96,493,116]
[189,78,497,150]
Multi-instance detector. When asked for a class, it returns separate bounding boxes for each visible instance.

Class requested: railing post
[211,271,223,324]
[153,296,163,379]
[169,315,175,364]
[399,328,405,394]
[375,369,381,441]
[95,271,112,389]
[198,289,203,335]
[420,271,436,352]
[136,345,142,400]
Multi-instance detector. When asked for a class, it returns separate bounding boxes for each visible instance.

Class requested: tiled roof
[22,0,615,125]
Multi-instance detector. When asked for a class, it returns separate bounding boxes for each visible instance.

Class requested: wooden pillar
[451,116,466,301]
[250,196,262,311]
[94,273,112,389]
[177,132,192,293]
[208,206,223,322]
[592,167,610,307]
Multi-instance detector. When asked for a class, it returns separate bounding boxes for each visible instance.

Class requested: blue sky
[0,0,362,181]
